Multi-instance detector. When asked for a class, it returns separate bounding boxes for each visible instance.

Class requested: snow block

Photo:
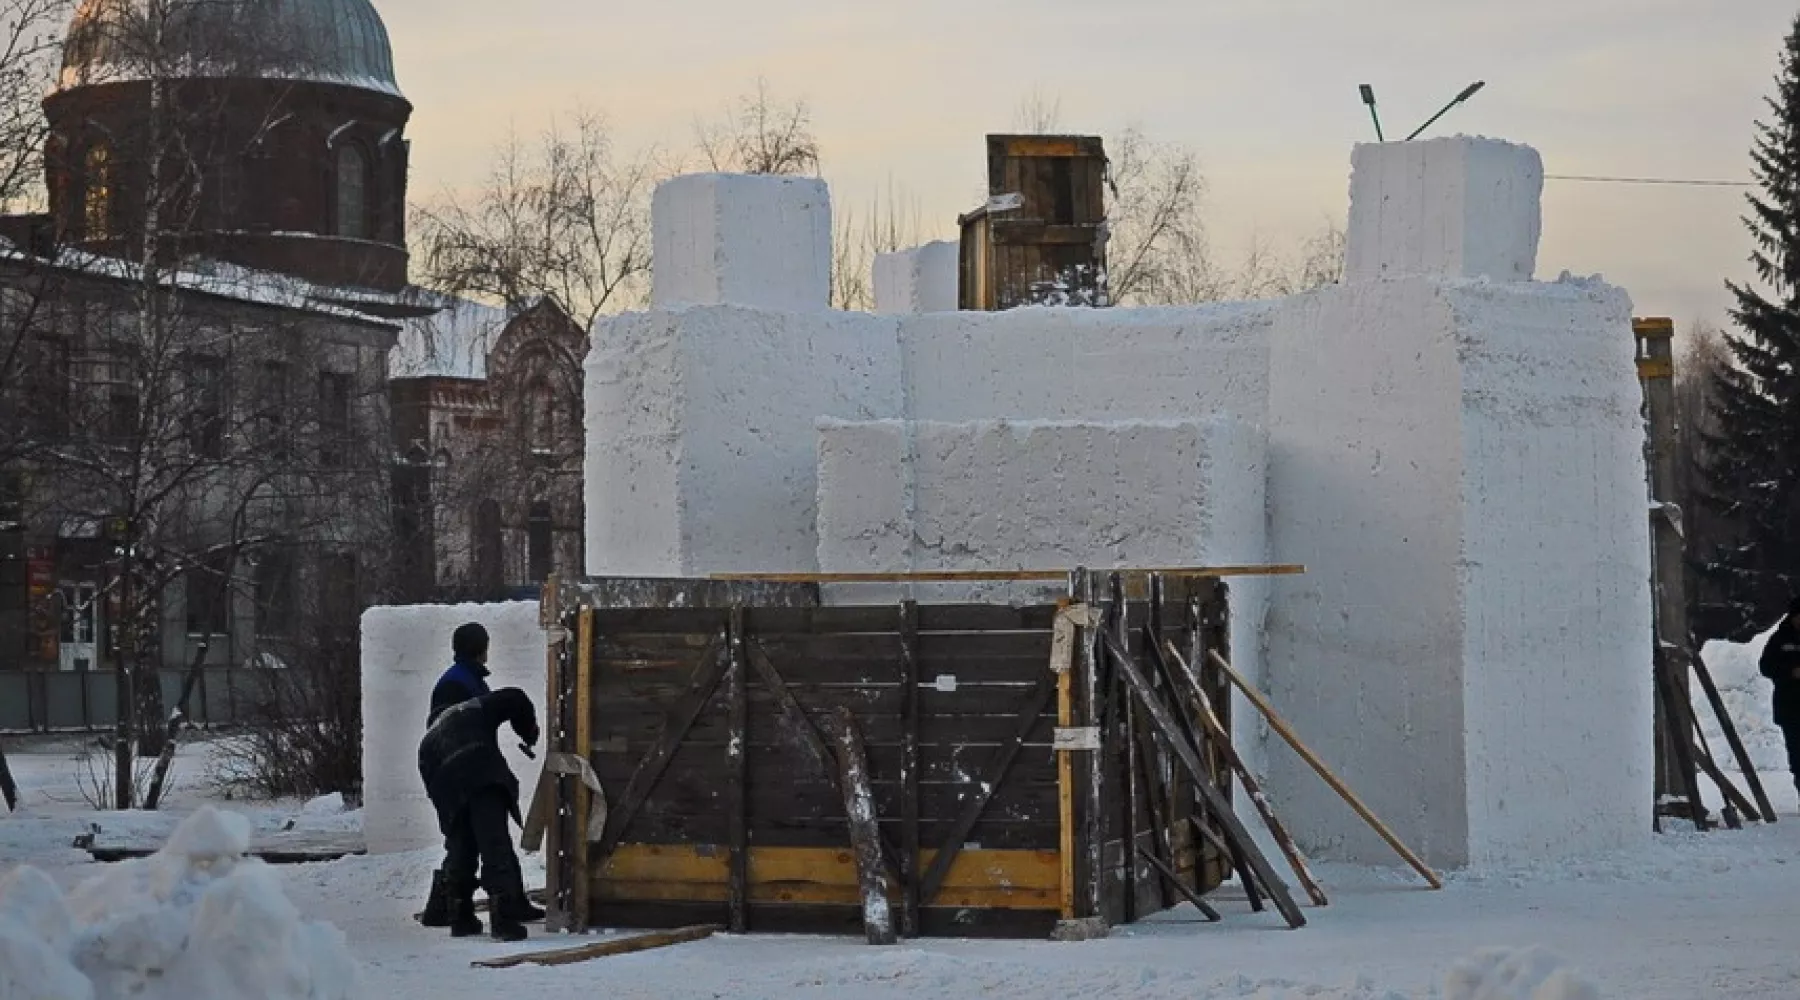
[1345,136,1544,284]
[651,173,832,312]
[584,306,905,576]
[1266,274,1652,868]
[815,416,1270,755]
[873,240,959,314]
[360,601,545,854]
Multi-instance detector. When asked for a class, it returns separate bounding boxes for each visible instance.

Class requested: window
[254,547,294,638]
[335,144,367,239]
[256,360,291,457]
[186,356,226,458]
[527,502,553,583]
[317,371,350,468]
[83,142,111,238]
[524,379,556,452]
[107,387,138,445]
[185,553,233,636]
[29,337,70,438]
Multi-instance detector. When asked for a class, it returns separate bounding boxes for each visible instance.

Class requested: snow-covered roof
[388,294,510,380]
[58,0,403,99]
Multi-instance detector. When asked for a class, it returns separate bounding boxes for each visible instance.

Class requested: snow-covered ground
[6,661,1800,1000]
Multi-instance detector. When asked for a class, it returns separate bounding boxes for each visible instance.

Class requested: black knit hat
[452,622,489,661]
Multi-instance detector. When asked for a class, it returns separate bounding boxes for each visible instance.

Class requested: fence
[0,668,270,733]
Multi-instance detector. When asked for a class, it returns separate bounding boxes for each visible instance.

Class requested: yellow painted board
[596,844,1060,891]
[593,878,1058,911]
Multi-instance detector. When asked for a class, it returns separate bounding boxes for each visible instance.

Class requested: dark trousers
[443,786,524,899]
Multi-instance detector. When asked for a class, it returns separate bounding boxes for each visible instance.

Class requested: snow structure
[0,807,359,1000]
[873,240,959,314]
[651,173,833,312]
[360,601,546,854]
[1698,626,1786,773]
[571,135,1650,872]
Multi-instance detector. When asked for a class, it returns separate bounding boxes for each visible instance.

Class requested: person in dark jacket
[1760,597,1800,800]
[417,623,545,929]
[429,623,494,726]
[418,686,541,941]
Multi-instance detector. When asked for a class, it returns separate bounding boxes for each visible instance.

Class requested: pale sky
[378,0,1798,331]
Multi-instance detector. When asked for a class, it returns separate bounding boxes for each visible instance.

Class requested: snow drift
[1699,626,1783,773]
[0,806,360,1000]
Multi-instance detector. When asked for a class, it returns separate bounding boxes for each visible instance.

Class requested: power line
[1545,174,1752,188]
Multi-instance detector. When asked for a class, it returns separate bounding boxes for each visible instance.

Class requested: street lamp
[1405,81,1486,141]
[1359,84,1385,142]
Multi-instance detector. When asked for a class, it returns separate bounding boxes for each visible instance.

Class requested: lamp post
[1405,81,1486,141]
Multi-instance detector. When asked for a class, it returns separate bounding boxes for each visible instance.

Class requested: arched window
[83,142,111,238]
[335,144,367,239]
[524,379,556,452]
[527,502,554,583]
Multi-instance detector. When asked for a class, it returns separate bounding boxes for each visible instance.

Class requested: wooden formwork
[534,569,1272,939]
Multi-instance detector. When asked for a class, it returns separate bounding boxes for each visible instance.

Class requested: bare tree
[1104,126,1224,306]
[415,108,658,329]
[693,78,821,177]
[1013,88,1064,135]
[831,181,924,311]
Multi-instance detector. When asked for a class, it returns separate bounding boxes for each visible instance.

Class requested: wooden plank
[1053,602,1079,920]
[544,616,572,931]
[574,607,595,932]
[588,900,1057,939]
[0,741,16,812]
[1080,573,1106,921]
[1181,662,1328,907]
[707,566,1304,585]
[596,844,1060,890]
[1203,646,1443,890]
[1693,648,1776,823]
[1141,575,1178,910]
[472,925,719,970]
[83,832,366,865]
[1103,632,1306,929]
[1137,846,1220,922]
[726,607,749,934]
[1113,574,1139,925]
[916,673,1058,905]
[898,600,922,938]
[834,708,897,945]
[595,632,730,860]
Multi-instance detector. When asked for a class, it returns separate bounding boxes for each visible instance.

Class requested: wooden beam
[573,607,596,932]
[897,600,922,938]
[544,614,574,931]
[1112,573,1140,925]
[0,740,16,812]
[1692,648,1776,823]
[594,633,730,861]
[1102,631,1307,929]
[1079,572,1107,921]
[1137,845,1221,922]
[725,607,749,934]
[473,925,719,969]
[1051,599,1083,921]
[706,565,1305,585]
[833,708,897,945]
[916,672,1058,905]
[1167,647,1328,907]
[1202,646,1443,890]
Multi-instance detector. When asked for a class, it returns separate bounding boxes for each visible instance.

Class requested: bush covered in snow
[0,806,360,1000]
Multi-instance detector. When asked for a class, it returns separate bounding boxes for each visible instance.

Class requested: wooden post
[573,607,595,932]
[543,608,576,932]
[1053,588,1080,923]
[897,600,922,938]
[1203,647,1444,890]
[833,708,896,945]
[1693,649,1775,822]
[726,606,749,934]
[0,738,16,812]
[1112,573,1140,924]
[1079,571,1107,923]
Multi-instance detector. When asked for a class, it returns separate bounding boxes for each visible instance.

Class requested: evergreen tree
[1700,13,1800,637]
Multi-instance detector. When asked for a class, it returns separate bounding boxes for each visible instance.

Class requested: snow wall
[874,240,959,314]
[578,141,1651,869]
[651,173,832,313]
[360,601,546,854]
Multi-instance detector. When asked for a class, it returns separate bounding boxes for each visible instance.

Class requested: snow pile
[1445,948,1597,1000]
[1698,626,1784,772]
[0,807,360,1000]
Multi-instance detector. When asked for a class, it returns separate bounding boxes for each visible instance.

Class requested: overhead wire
[1545,174,1752,187]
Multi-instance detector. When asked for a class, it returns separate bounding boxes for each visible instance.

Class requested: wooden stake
[1052,598,1082,922]
[0,739,16,812]
[833,708,897,946]
[1136,845,1221,922]
[1101,632,1305,929]
[1079,572,1107,921]
[1692,649,1776,823]
[573,607,595,932]
[1201,647,1443,890]
[898,600,922,937]
[472,924,720,969]
[1164,645,1328,907]
[706,565,1305,585]
[725,607,749,934]
[1113,574,1140,925]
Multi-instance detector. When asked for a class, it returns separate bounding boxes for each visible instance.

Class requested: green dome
[60,0,401,97]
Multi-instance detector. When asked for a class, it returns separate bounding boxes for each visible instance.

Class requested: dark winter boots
[418,869,452,928]
[445,874,484,938]
[482,858,531,942]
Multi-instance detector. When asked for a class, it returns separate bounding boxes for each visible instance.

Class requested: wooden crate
[538,572,1237,939]
[958,134,1109,311]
